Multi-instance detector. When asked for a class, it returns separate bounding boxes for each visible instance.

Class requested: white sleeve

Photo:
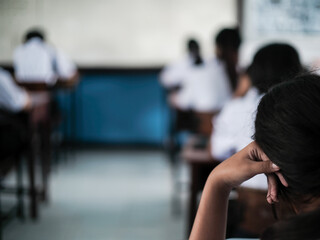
[210,101,238,160]
[159,62,186,88]
[55,49,77,80]
[0,69,28,112]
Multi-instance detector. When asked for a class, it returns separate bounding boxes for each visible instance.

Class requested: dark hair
[247,43,303,94]
[214,28,241,91]
[261,207,320,240]
[24,28,45,42]
[187,38,203,65]
[255,74,320,239]
[215,28,241,51]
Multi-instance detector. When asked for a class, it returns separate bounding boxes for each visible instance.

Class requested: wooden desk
[0,154,24,240]
[182,136,220,235]
[17,80,78,218]
[16,73,79,91]
[236,187,276,237]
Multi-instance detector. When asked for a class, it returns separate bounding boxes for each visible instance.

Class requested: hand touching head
[254,74,320,208]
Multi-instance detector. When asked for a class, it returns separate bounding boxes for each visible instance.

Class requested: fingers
[275,171,289,187]
[266,172,289,204]
[266,174,279,204]
[251,160,280,175]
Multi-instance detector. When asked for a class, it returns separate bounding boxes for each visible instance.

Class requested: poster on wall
[240,0,320,67]
[244,0,320,36]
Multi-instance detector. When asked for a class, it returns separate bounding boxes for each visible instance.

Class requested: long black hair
[254,74,320,239]
[214,28,241,91]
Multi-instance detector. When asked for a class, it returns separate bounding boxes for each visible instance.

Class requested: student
[0,68,31,159]
[161,38,217,112]
[210,43,303,162]
[13,28,78,85]
[210,43,303,192]
[190,74,320,240]
[160,39,203,91]
[205,28,242,108]
[161,28,241,113]
[0,68,31,112]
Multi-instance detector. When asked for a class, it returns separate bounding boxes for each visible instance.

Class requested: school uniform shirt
[164,57,232,112]
[0,68,28,112]
[203,57,232,111]
[14,37,77,85]
[210,87,267,190]
[160,55,193,89]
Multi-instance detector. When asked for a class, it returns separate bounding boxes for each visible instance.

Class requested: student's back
[14,37,56,84]
[14,29,77,85]
[210,43,303,161]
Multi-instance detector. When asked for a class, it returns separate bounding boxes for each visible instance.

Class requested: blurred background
[0,0,320,240]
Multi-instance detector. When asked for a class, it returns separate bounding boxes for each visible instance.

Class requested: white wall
[0,0,237,67]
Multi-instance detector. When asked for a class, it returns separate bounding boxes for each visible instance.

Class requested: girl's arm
[189,141,286,240]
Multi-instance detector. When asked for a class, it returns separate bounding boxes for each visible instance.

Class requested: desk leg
[0,189,2,240]
[40,122,51,203]
[187,163,199,236]
[15,154,24,219]
[27,146,38,220]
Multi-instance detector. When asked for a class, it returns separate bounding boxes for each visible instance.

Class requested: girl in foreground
[190,74,320,240]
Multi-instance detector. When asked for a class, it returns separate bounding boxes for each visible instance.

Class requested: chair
[0,112,26,239]
[182,136,220,235]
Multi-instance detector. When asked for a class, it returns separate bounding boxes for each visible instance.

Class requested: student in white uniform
[160,39,200,91]
[0,68,31,159]
[205,28,242,111]
[161,38,229,113]
[210,43,303,189]
[162,28,241,113]
[14,29,78,85]
[190,74,320,240]
[0,68,31,112]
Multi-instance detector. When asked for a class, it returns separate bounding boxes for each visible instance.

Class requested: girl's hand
[211,141,288,201]
[189,141,288,240]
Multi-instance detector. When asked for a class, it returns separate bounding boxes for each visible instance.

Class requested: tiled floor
[3,149,188,240]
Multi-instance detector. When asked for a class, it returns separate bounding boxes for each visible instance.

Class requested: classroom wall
[0,0,237,67]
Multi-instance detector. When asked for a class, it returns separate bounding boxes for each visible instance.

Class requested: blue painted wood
[56,72,170,145]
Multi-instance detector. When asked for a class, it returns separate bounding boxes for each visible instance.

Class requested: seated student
[161,39,217,112]
[160,39,207,133]
[13,28,78,85]
[210,43,303,162]
[160,38,202,91]
[0,68,31,159]
[161,28,241,113]
[190,74,320,240]
[204,28,242,110]
[0,68,31,112]
[210,43,303,192]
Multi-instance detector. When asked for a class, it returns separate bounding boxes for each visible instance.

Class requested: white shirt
[0,68,28,112]
[210,87,267,189]
[161,57,232,112]
[203,57,232,111]
[14,38,77,85]
[160,55,193,88]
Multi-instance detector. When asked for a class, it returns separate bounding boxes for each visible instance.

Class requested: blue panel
[56,72,170,145]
